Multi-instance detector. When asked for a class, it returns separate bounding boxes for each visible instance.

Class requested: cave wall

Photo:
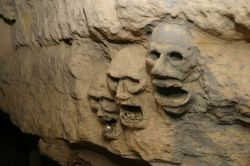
[0,0,250,165]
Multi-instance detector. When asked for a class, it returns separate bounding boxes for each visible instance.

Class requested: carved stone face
[107,46,149,129]
[147,24,200,117]
[88,73,122,140]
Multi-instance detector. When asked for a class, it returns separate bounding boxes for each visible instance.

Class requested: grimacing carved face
[147,24,200,117]
[88,73,122,140]
[107,46,149,129]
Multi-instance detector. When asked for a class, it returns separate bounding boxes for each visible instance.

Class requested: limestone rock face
[0,0,250,165]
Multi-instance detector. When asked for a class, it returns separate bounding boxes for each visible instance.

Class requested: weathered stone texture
[0,0,250,166]
[0,0,249,46]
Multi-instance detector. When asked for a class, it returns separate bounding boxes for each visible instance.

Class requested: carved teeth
[104,124,113,133]
[119,105,146,129]
[106,125,111,130]
[101,116,117,134]
[120,105,143,121]
[127,113,135,118]
[122,111,141,120]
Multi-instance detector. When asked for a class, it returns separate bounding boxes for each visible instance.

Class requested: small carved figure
[107,45,150,129]
[88,72,122,140]
[147,23,200,117]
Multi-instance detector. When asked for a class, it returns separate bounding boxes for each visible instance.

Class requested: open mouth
[101,116,120,139]
[155,85,190,107]
[153,79,192,116]
[120,105,145,129]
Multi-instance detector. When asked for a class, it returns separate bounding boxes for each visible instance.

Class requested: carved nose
[96,106,105,117]
[151,57,176,79]
[116,81,130,100]
[151,59,168,78]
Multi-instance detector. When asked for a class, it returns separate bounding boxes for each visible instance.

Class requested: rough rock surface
[0,0,250,166]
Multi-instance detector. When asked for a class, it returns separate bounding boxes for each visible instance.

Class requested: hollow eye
[169,51,183,61]
[149,50,160,60]
[125,78,145,94]
[89,97,100,112]
[107,74,119,93]
[101,98,118,113]
[108,74,119,82]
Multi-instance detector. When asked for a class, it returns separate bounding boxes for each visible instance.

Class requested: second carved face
[107,45,149,129]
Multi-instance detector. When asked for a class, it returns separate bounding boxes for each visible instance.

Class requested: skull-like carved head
[88,72,122,140]
[147,23,200,117]
[107,45,150,129]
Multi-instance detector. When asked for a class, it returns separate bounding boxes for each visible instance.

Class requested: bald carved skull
[107,45,150,129]
[147,23,200,117]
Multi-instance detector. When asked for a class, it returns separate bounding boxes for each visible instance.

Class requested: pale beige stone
[0,1,250,166]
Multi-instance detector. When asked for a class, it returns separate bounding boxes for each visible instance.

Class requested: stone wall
[0,0,250,165]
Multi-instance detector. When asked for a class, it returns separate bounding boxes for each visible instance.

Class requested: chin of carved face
[119,105,145,129]
[162,105,191,117]
[154,80,191,116]
[101,115,121,139]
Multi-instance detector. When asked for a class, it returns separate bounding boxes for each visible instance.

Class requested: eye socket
[126,77,139,83]
[125,79,145,94]
[169,51,183,61]
[149,50,160,60]
[89,97,100,112]
[107,74,119,94]
[101,98,118,113]
[108,75,119,82]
